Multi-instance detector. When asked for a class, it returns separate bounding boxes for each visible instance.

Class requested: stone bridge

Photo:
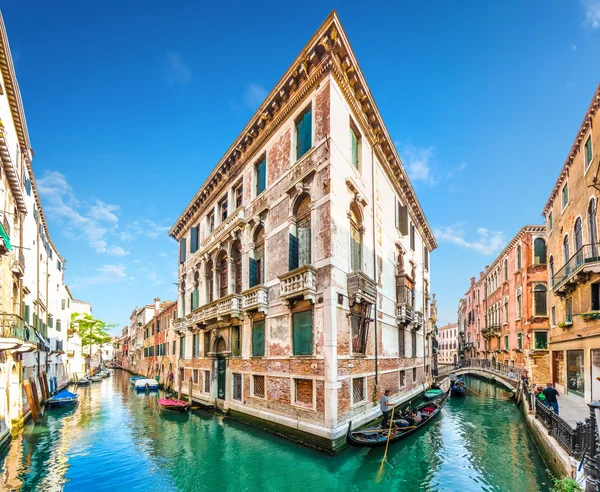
[435,367,519,393]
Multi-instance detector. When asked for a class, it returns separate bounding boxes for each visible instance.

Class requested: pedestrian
[522,371,530,387]
[167,370,174,393]
[380,389,394,428]
[542,382,560,415]
[508,370,515,379]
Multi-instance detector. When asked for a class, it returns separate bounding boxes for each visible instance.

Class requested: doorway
[217,356,226,400]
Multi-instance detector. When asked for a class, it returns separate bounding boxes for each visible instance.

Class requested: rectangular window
[293,311,313,355]
[411,330,417,357]
[24,304,30,324]
[504,335,509,351]
[352,377,365,404]
[204,332,211,356]
[193,369,199,385]
[190,226,199,254]
[398,328,405,357]
[551,306,557,327]
[592,282,600,311]
[295,105,312,160]
[562,183,569,209]
[233,373,242,401]
[219,195,228,222]
[397,204,408,235]
[235,183,243,208]
[56,320,61,332]
[399,370,405,387]
[548,212,553,232]
[173,340,176,355]
[412,367,417,382]
[585,136,593,170]
[289,233,299,271]
[253,375,265,398]
[504,299,509,324]
[410,223,415,251]
[252,320,265,357]
[192,333,199,358]
[207,212,215,233]
[350,126,359,169]
[61,299,65,310]
[534,331,548,350]
[179,238,186,264]
[424,247,429,271]
[517,332,522,350]
[255,156,266,196]
[517,293,522,319]
[204,371,210,393]
[179,336,185,358]
[566,297,573,321]
[231,326,241,357]
[295,379,313,407]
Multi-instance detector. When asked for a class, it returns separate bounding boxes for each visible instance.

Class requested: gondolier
[380,389,394,428]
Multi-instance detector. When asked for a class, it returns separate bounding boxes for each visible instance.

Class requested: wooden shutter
[179,238,187,264]
[289,234,299,271]
[593,283,600,311]
[190,227,198,253]
[351,129,358,167]
[249,258,258,287]
[293,310,313,355]
[192,290,199,310]
[398,206,408,236]
[252,320,265,356]
[24,304,30,324]
[298,225,311,266]
[256,158,266,195]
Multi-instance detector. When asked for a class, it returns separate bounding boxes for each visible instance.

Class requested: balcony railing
[173,318,187,334]
[11,249,25,277]
[190,293,243,326]
[242,285,268,314]
[347,271,377,305]
[198,207,245,254]
[279,265,317,305]
[397,304,413,324]
[552,243,600,292]
[481,324,501,338]
[0,314,36,350]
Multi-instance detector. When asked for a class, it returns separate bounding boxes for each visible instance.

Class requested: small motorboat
[130,376,144,385]
[134,379,159,392]
[346,391,449,448]
[89,375,103,382]
[47,389,79,408]
[424,388,444,401]
[158,397,190,412]
[75,377,91,386]
[98,371,110,378]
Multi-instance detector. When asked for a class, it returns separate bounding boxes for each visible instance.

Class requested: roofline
[168,11,437,251]
[542,84,600,216]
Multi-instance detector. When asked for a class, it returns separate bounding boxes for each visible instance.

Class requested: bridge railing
[459,358,524,380]
[534,398,586,459]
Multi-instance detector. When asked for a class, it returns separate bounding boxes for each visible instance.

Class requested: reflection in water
[0,372,550,491]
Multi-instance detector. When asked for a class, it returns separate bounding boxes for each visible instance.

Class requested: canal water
[0,372,551,491]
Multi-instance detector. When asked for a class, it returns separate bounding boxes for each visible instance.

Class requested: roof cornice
[542,84,600,216]
[168,11,437,251]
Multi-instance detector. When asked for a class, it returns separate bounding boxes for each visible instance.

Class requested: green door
[217,356,226,400]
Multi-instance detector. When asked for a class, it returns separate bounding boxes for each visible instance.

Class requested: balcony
[413,311,424,330]
[347,271,377,305]
[173,317,187,335]
[11,249,25,278]
[192,293,243,327]
[197,207,245,256]
[0,314,35,352]
[482,325,501,338]
[552,243,600,295]
[242,285,268,314]
[397,304,413,324]
[278,265,317,305]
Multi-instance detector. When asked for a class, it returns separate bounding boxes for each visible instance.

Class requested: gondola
[74,377,91,386]
[424,388,444,400]
[346,390,449,447]
[451,380,466,397]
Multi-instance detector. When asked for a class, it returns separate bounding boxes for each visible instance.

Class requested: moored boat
[75,377,91,386]
[89,375,103,382]
[47,389,79,408]
[129,376,144,385]
[346,390,449,448]
[134,379,159,392]
[424,388,444,400]
[158,398,190,412]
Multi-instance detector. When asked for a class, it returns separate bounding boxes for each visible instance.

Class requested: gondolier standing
[380,389,394,428]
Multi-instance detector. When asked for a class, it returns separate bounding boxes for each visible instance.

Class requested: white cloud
[400,144,436,186]
[165,51,192,84]
[571,44,578,51]
[78,264,129,286]
[583,0,600,28]
[434,224,504,255]
[121,219,171,242]
[158,252,170,258]
[146,271,164,284]
[244,83,267,109]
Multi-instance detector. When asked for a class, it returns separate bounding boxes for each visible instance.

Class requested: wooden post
[37,375,47,402]
[42,372,50,399]
[178,374,182,400]
[23,380,39,422]
[188,377,193,405]
[29,377,42,419]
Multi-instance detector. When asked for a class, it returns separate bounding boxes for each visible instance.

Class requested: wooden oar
[466,386,483,397]
[381,406,395,464]
[352,426,416,435]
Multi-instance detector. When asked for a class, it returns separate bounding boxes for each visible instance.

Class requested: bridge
[434,359,522,393]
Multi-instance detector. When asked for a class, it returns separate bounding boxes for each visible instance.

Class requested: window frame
[350,376,367,407]
[292,310,313,356]
[533,284,548,316]
[218,194,228,223]
[533,330,548,351]
[254,155,267,198]
[251,374,266,400]
[585,133,593,172]
[562,181,569,211]
[548,211,553,232]
[294,103,313,161]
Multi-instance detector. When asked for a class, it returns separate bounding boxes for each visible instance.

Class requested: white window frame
[291,377,316,410]
[251,374,267,400]
[584,132,594,174]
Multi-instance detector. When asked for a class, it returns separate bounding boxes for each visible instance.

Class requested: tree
[70,312,116,370]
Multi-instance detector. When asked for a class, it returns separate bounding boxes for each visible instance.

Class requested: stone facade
[542,84,600,403]
[167,12,436,450]
[459,226,551,386]
[438,323,458,365]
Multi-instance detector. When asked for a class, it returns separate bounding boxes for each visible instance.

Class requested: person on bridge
[542,383,560,415]
[380,389,394,428]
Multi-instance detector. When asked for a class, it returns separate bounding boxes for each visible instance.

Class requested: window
[396,202,408,235]
[504,297,509,324]
[218,252,228,299]
[295,105,312,160]
[204,332,211,356]
[398,327,405,357]
[232,373,242,400]
[250,226,265,287]
[575,217,583,256]
[179,238,186,264]
[23,304,30,324]
[191,289,199,311]
[585,135,593,170]
[516,289,522,319]
[592,282,600,311]
[206,259,214,302]
[534,238,546,264]
[252,319,265,357]
[255,156,266,196]
[516,244,522,270]
[292,310,313,355]
[551,306,557,327]
[289,195,311,270]
[219,195,228,223]
[173,340,176,355]
[504,259,508,281]
[534,331,548,350]
[424,247,429,271]
[534,284,548,316]
[517,332,522,350]
[352,377,365,404]
[563,234,570,263]
[548,211,553,232]
[207,212,215,233]
[204,371,211,393]
[399,370,405,387]
[410,223,415,251]
[234,182,243,209]
[350,125,360,169]
[231,326,241,357]
[252,375,265,398]
[589,199,599,255]
[549,256,555,283]
[562,183,569,209]
[232,240,242,294]
[349,207,362,272]
[295,379,313,407]
[504,335,509,351]
[193,369,199,385]
[179,336,185,358]
[56,320,61,332]
[192,333,199,358]
[412,367,417,382]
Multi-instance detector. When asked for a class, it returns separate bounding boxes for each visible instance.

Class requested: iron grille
[193,369,199,385]
[253,375,265,398]
[204,371,210,393]
[352,377,365,403]
[233,373,242,400]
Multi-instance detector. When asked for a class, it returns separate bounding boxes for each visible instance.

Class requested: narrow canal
[0,372,551,491]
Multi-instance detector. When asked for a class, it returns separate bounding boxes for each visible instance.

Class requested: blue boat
[134,379,159,392]
[129,376,144,385]
[47,390,79,408]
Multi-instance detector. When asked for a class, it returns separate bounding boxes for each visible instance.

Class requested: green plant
[546,470,583,492]
[580,311,600,322]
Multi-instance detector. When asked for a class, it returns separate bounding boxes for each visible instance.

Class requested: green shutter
[293,311,313,355]
[256,157,266,196]
[289,234,299,271]
[351,129,358,168]
[180,238,187,264]
[24,304,30,324]
[48,317,53,329]
[190,227,198,253]
[517,333,522,350]
[252,320,265,357]
[296,107,312,159]
[249,257,258,287]
[57,320,61,332]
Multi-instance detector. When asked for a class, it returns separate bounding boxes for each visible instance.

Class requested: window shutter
[289,234,299,271]
[24,304,30,324]
[179,238,187,264]
[293,310,313,355]
[252,320,265,356]
[249,257,258,287]
[351,129,358,167]
[193,289,199,310]
[593,283,600,311]
[298,226,311,266]
[399,206,408,236]
[256,158,266,196]
[190,227,198,253]
[57,320,61,332]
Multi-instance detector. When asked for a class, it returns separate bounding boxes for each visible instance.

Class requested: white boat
[99,371,110,378]
[89,375,103,382]
[134,378,159,392]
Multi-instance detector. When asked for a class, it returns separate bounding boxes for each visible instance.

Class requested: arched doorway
[213,335,227,400]
[9,364,19,421]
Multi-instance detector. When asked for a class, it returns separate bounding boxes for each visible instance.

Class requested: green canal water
[0,372,551,491]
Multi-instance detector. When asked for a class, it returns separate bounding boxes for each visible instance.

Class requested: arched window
[516,288,522,319]
[205,259,214,303]
[349,206,362,272]
[217,251,228,299]
[250,226,265,287]
[589,198,598,257]
[289,195,311,270]
[549,255,555,284]
[534,238,546,265]
[563,234,570,264]
[231,240,242,294]
[504,259,508,282]
[534,284,548,316]
[575,217,584,265]
[516,244,522,270]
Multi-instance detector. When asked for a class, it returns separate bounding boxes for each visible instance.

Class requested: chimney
[470,277,475,287]
[485,265,490,271]
[154,297,160,312]
[479,272,484,279]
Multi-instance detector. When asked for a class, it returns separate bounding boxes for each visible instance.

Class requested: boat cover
[50,390,78,400]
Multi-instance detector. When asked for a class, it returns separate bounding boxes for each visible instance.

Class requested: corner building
[169,12,436,451]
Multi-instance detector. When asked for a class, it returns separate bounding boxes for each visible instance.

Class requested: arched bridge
[435,360,522,393]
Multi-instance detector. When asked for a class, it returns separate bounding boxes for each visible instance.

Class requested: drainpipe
[371,144,378,385]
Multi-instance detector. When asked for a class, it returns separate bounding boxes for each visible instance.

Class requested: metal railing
[552,242,600,289]
[0,313,33,342]
[460,358,524,380]
[535,399,586,459]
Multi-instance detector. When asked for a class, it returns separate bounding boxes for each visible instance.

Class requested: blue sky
[2,1,600,333]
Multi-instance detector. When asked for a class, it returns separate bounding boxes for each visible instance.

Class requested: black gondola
[345,390,449,447]
[451,379,466,397]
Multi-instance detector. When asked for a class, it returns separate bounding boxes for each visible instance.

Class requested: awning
[0,221,12,251]
[35,331,51,352]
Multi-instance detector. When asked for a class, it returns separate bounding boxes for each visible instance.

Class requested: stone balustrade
[242,285,268,314]
[278,265,317,305]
